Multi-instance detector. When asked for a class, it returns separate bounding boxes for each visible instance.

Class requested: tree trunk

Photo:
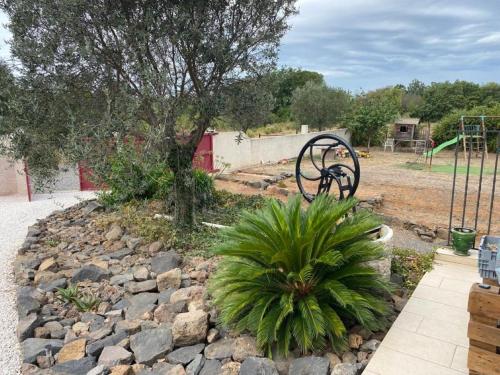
[167,144,196,227]
[367,136,371,152]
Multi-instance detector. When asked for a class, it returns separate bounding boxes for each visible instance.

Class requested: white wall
[213,129,350,171]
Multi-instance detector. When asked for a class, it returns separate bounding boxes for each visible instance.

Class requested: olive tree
[1,0,297,225]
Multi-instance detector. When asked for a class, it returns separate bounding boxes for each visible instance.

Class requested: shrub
[210,195,392,356]
[98,142,214,207]
[391,248,434,291]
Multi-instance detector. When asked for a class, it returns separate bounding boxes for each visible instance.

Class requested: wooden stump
[467,283,500,375]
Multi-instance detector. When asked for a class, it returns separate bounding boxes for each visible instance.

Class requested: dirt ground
[216,148,499,237]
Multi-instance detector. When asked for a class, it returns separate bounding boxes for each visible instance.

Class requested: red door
[78,163,99,191]
[193,133,215,172]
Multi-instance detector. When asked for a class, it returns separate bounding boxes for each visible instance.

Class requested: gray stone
[17,313,41,341]
[38,278,68,292]
[240,357,278,375]
[133,266,149,281]
[360,339,380,352]
[289,356,329,375]
[157,268,182,291]
[233,336,262,362]
[86,331,128,357]
[186,354,205,375]
[167,343,205,365]
[172,310,208,347]
[51,356,97,375]
[115,319,142,335]
[158,288,177,304]
[81,312,106,332]
[110,273,134,286]
[366,257,391,280]
[108,248,134,260]
[83,200,103,215]
[199,359,222,375]
[21,338,64,364]
[17,296,40,319]
[125,280,157,294]
[331,363,358,375]
[127,237,142,250]
[71,265,109,283]
[203,339,235,360]
[86,364,108,375]
[88,326,113,341]
[127,292,159,306]
[341,351,356,364]
[125,303,156,320]
[98,345,133,366]
[150,251,181,275]
[105,226,123,241]
[27,226,41,237]
[130,327,174,365]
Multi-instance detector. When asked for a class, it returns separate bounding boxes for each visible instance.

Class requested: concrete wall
[0,158,19,195]
[213,128,350,171]
[31,164,80,193]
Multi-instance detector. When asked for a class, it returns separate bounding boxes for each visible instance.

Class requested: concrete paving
[363,254,481,375]
[0,191,95,373]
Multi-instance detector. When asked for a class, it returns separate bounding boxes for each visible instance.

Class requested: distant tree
[290,81,351,131]
[406,79,426,96]
[223,78,275,132]
[269,68,324,119]
[2,0,297,226]
[348,89,400,151]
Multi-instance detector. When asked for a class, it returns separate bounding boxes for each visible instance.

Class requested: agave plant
[209,194,391,356]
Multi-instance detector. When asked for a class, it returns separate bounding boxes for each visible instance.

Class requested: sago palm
[209,194,391,356]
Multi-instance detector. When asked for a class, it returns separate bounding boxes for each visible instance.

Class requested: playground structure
[384,118,430,154]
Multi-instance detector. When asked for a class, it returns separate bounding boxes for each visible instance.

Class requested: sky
[1,1,499,92]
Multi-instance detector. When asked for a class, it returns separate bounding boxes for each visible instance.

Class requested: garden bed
[15,196,430,375]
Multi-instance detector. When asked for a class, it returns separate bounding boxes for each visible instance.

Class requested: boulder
[125,303,156,320]
[289,356,329,375]
[150,251,181,275]
[17,313,41,341]
[167,344,205,365]
[98,346,133,367]
[172,311,208,347]
[125,280,157,294]
[158,288,177,304]
[154,303,181,323]
[186,354,205,375]
[130,327,173,365]
[57,338,86,363]
[221,362,241,375]
[148,241,164,254]
[199,359,222,375]
[86,331,129,357]
[233,336,262,362]
[133,266,149,281]
[170,286,205,305]
[39,257,57,272]
[331,363,358,375]
[341,351,356,364]
[110,273,134,286]
[127,292,159,306]
[324,353,341,368]
[108,248,134,260]
[39,278,68,292]
[21,338,64,364]
[360,339,380,352]
[115,319,142,335]
[106,225,123,241]
[157,268,182,291]
[348,333,363,349]
[71,265,109,283]
[51,356,97,375]
[239,357,278,375]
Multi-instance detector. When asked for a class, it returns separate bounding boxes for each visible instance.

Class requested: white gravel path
[0,191,96,373]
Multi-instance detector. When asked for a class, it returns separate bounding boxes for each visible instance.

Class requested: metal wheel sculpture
[295,134,360,202]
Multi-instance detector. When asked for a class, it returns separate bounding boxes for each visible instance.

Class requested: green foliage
[98,142,214,208]
[432,103,500,148]
[210,195,391,356]
[56,285,100,312]
[269,68,325,120]
[348,88,400,149]
[391,249,434,291]
[291,81,351,131]
[246,122,298,138]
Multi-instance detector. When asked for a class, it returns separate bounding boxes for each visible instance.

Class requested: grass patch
[403,162,495,175]
[391,248,435,292]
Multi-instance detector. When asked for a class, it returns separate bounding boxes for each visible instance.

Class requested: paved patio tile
[450,346,469,373]
[439,277,476,294]
[404,297,470,326]
[391,310,424,332]
[417,317,469,347]
[363,347,464,375]
[419,272,443,287]
[412,284,469,309]
[380,327,457,367]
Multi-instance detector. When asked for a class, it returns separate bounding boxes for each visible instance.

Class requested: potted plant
[451,227,476,256]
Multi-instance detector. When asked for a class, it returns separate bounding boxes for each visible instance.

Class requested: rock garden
[13,191,433,375]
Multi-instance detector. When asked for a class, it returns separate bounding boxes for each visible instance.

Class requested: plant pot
[451,227,476,256]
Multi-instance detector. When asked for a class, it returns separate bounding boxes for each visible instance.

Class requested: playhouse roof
[395,117,420,125]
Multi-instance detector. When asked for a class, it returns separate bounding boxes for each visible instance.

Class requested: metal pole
[487,132,499,234]
[461,130,473,228]
[474,116,486,231]
[448,130,460,245]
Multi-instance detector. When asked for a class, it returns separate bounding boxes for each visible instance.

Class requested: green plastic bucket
[451,227,476,256]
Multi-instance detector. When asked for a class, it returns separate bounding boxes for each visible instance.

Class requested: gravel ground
[0,191,96,373]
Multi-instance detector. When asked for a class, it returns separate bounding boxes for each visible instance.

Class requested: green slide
[424,134,464,157]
